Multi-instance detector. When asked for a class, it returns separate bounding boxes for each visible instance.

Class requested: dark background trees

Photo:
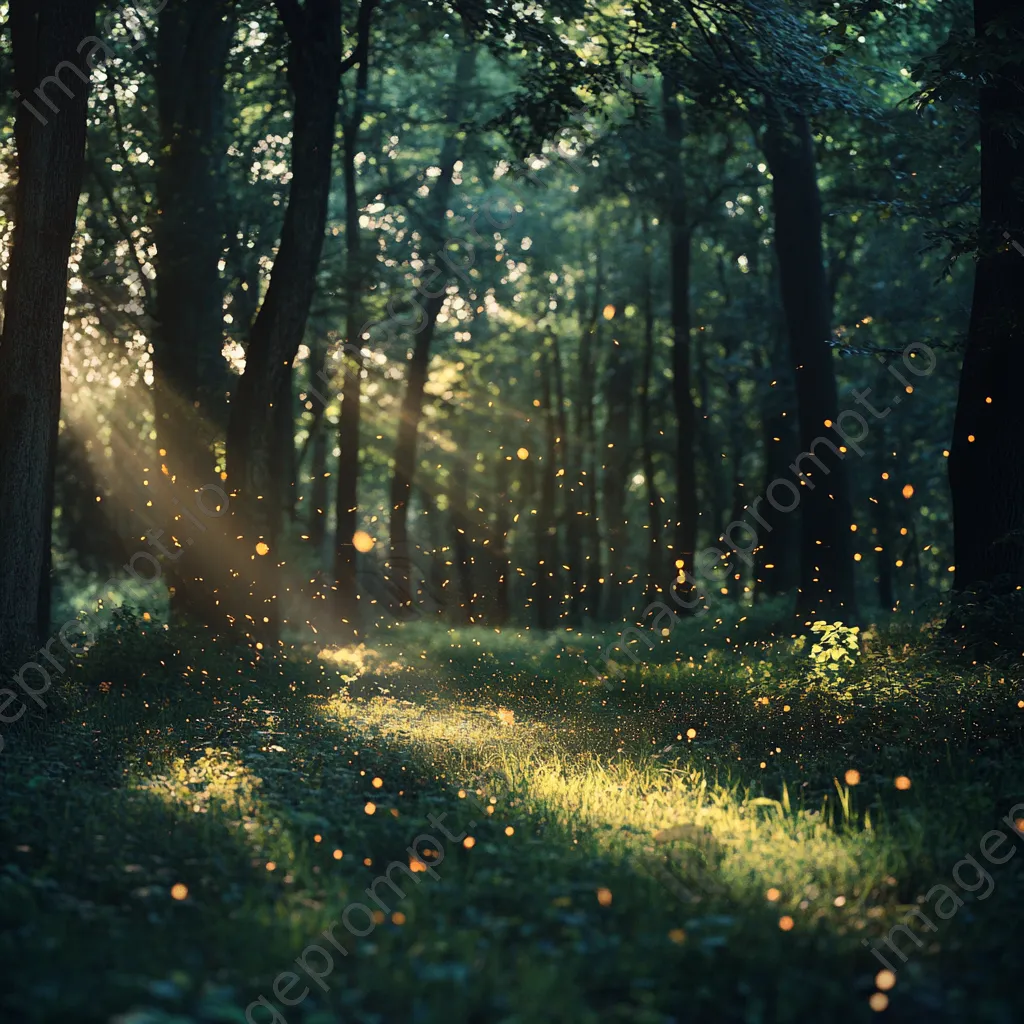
[0,0,1014,664]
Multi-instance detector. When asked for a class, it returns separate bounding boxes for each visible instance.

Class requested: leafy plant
[807,620,861,699]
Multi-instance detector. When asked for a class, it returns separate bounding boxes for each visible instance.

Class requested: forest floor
[2,608,1023,1024]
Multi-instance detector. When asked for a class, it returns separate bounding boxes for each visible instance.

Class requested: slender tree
[225,0,344,639]
[387,44,476,610]
[761,106,857,619]
[333,0,377,636]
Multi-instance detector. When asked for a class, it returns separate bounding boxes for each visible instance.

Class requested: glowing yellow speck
[170,883,188,901]
[516,448,529,460]
[353,530,375,553]
[255,541,270,556]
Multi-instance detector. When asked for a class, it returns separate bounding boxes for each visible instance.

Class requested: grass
[2,606,1023,1023]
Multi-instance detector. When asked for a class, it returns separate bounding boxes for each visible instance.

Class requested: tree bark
[151,0,233,488]
[639,220,664,602]
[601,329,633,621]
[494,448,512,625]
[536,350,560,628]
[0,0,96,659]
[762,107,857,619]
[662,74,699,605]
[948,0,1024,616]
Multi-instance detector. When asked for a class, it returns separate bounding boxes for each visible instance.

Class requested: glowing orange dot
[668,928,686,944]
[170,883,188,901]
[850,524,857,532]
[516,447,530,460]
[766,888,781,902]
[876,970,896,991]
[463,836,476,848]
[352,530,375,553]
[824,419,833,428]
[392,911,406,925]
[844,769,861,786]
[505,826,514,836]
[985,396,993,404]
[881,472,889,480]
[255,541,270,556]
[869,993,889,1012]
[333,849,343,859]
[686,728,697,739]
[901,484,914,499]
[596,888,613,906]
[602,304,616,320]
[968,434,976,443]
[266,861,276,871]
[778,915,794,931]
[371,777,383,789]
[895,776,911,790]
[364,801,376,815]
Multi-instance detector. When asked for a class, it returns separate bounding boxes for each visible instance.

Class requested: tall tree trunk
[948,0,1024,626]
[448,436,475,626]
[754,322,800,598]
[494,448,512,625]
[387,45,476,610]
[639,220,664,602]
[601,330,633,621]
[0,0,96,659]
[307,334,330,551]
[536,350,559,629]
[225,0,342,642]
[333,0,376,637]
[762,107,857,619]
[662,75,700,603]
[152,0,233,472]
[569,270,597,621]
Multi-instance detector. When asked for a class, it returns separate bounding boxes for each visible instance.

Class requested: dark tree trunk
[387,46,476,610]
[333,0,376,636]
[948,0,1024,621]
[762,108,857,619]
[536,351,560,629]
[601,329,633,621]
[662,74,699,602]
[494,449,512,625]
[754,323,800,597]
[449,436,475,625]
[568,273,597,621]
[225,0,342,641]
[639,222,664,602]
[152,0,233,473]
[574,263,603,620]
[871,366,896,611]
[0,0,96,659]
[307,334,330,551]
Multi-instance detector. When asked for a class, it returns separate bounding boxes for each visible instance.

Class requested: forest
[1,0,1023,1021]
